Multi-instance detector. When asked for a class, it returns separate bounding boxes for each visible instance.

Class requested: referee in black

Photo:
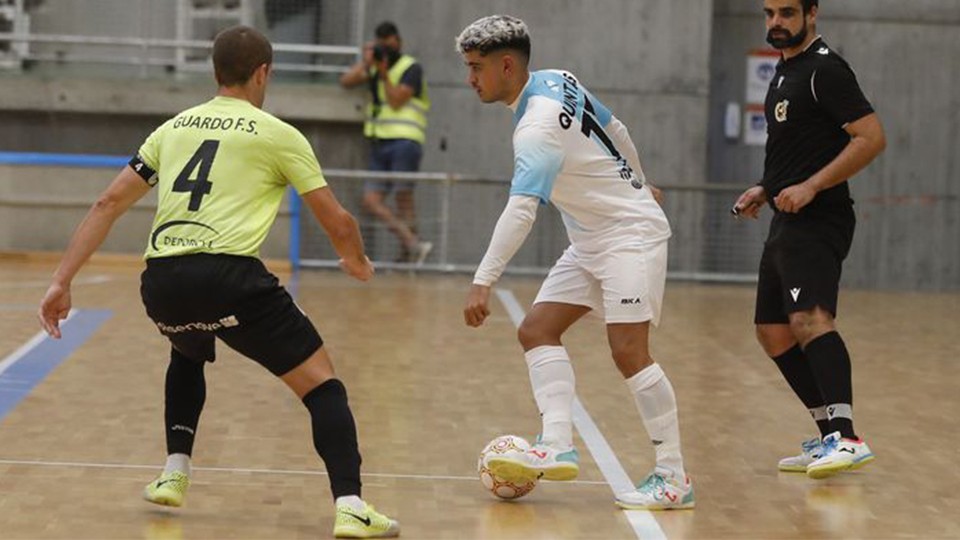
[734,0,886,480]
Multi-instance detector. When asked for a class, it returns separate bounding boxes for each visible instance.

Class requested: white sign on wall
[744,105,767,146]
[745,49,780,104]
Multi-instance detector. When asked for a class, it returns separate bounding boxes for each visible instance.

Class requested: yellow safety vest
[364,54,430,143]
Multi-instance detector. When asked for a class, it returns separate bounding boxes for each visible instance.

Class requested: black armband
[129,155,158,186]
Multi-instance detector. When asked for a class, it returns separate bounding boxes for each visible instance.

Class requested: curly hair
[455,15,530,60]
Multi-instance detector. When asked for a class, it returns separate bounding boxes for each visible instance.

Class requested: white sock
[626,363,685,480]
[336,495,364,511]
[163,453,191,476]
[524,345,576,448]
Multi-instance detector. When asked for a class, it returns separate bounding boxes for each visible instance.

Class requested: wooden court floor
[1,259,958,539]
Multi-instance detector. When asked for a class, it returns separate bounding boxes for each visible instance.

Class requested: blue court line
[0,152,129,168]
[0,309,113,421]
[288,185,302,270]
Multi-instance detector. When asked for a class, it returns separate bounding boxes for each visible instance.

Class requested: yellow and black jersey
[131,96,326,259]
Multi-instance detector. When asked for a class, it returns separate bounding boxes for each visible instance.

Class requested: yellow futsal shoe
[334,501,400,538]
[143,471,190,508]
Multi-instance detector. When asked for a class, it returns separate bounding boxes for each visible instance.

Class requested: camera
[372,44,400,64]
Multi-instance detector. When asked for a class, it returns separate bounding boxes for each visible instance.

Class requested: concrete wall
[0,162,294,259]
[1,0,716,278]
[356,0,714,271]
[357,0,712,184]
[6,1,957,290]
[709,0,960,291]
[0,76,367,259]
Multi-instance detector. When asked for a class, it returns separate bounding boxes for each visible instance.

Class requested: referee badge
[775,99,790,123]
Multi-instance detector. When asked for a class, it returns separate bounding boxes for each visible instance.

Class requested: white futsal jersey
[509,70,671,250]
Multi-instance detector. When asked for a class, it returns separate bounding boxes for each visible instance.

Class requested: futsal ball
[478,435,538,500]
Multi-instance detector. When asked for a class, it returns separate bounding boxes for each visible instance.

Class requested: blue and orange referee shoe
[807,432,875,479]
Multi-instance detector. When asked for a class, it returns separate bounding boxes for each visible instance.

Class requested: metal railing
[0,0,365,76]
[0,31,358,74]
[296,171,768,283]
[0,151,765,283]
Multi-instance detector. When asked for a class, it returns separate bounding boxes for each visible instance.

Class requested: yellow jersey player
[38,26,399,538]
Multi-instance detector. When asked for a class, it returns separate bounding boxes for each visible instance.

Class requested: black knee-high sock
[302,379,362,499]
[165,348,206,456]
[803,332,856,439]
[772,345,831,437]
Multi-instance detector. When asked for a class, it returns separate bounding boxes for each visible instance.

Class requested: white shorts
[533,240,668,325]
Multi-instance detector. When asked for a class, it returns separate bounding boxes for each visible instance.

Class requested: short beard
[766,21,808,50]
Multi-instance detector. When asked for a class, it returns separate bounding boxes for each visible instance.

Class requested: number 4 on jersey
[173,139,220,211]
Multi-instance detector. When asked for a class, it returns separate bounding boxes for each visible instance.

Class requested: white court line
[0,458,609,485]
[0,310,77,377]
[0,275,113,290]
[495,289,667,540]
[0,304,40,311]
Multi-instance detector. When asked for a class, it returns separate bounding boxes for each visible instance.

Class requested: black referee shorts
[140,254,322,376]
[754,207,855,324]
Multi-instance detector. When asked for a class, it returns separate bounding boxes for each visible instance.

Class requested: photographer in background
[340,21,432,264]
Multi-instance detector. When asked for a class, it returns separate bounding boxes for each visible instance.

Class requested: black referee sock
[803,332,857,440]
[302,379,362,499]
[165,348,207,456]
[772,345,831,437]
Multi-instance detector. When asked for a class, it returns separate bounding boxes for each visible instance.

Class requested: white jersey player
[457,15,694,510]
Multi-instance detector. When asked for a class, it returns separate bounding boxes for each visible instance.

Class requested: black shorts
[140,254,322,376]
[755,206,855,324]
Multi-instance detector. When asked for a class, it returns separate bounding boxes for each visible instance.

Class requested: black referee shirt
[762,37,874,210]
